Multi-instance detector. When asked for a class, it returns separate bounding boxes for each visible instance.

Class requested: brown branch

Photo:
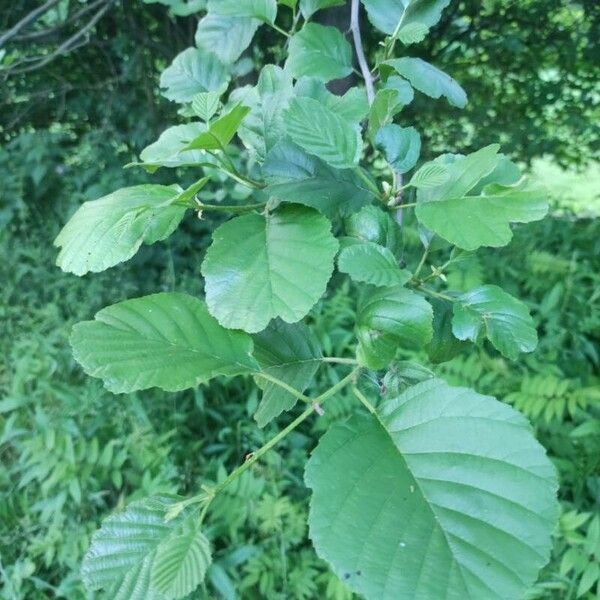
[4,0,114,76]
[0,0,62,48]
[350,0,374,105]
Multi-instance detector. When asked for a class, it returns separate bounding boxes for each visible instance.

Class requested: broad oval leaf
[417,180,549,250]
[55,185,186,275]
[82,495,211,600]
[305,378,559,600]
[202,204,339,333]
[71,292,259,393]
[192,91,221,122]
[195,14,260,63]
[384,57,467,108]
[361,0,405,34]
[160,47,229,103]
[408,161,449,188]
[452,284,538,360]
[375,124,421,174]
[253,320,322,426]
[426,297,469,363]
[286,23,353,82]
[338,242,411,287]
[356,286,433,369]
[284,96,363,169]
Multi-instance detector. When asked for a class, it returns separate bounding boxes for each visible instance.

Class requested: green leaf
[338,242,411,287]
[137,124,210,171]
[417,145,502,202]
[82,495,211,600]
[305,378,558,600]
[299,0,344,19]
[208,0,277,22]
[345,205,402,255]
[234,66,294,159]
[398,22,429,44]
[426,298,469,363]
[415,147,548,249]
[286,23,353,82]
[295,78,369,123]
[375,124,421,174]
[263,140,372,218]
[284,97,363,169]
[356,286,433,369]
[407,161,449,188]
[202,204,339,333]
[452,285,538,360]
[401,0,452,32]
[252,320,322,426]
[183,104,250,150]
[195,14,259,63]
[361,0,404,34]
[192,92,221,121]
[384,57,467,108]
[384,75,415,105]
[70,292,258,393]
[55,185,186,275]
[367,85,413,140]
[160,47,229,103]
[417,180,549,250]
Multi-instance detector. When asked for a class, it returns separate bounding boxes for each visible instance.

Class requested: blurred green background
[1,1,599,598]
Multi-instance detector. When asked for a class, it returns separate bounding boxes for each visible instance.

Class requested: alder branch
[350,0,374,105]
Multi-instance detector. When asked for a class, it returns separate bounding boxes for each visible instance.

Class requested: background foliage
[1,0,599,598]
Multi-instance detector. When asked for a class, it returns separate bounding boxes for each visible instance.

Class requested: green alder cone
[54,185,187,276]
[202,204,339,333]
[82,495,211,600]
[70,292,258,393]
[305,378,559,600]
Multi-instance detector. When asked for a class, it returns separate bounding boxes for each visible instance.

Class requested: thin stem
[384,13,407,60]
[413,245,430,280]
[396,201,416,209]
[268,22,291,38]
[255,372,312,404]
[194,201,266,214]
[418,286,456,303]
[322,357,359,365]
[354,166,382,199]
[352,385,376,415]
[350,0,375,104]
[211,366,361,498]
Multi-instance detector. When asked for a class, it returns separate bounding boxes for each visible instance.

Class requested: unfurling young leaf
[452,284,538,360]
[183,104,250,150]
[305,378,559,600]
[356,286,433,369]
